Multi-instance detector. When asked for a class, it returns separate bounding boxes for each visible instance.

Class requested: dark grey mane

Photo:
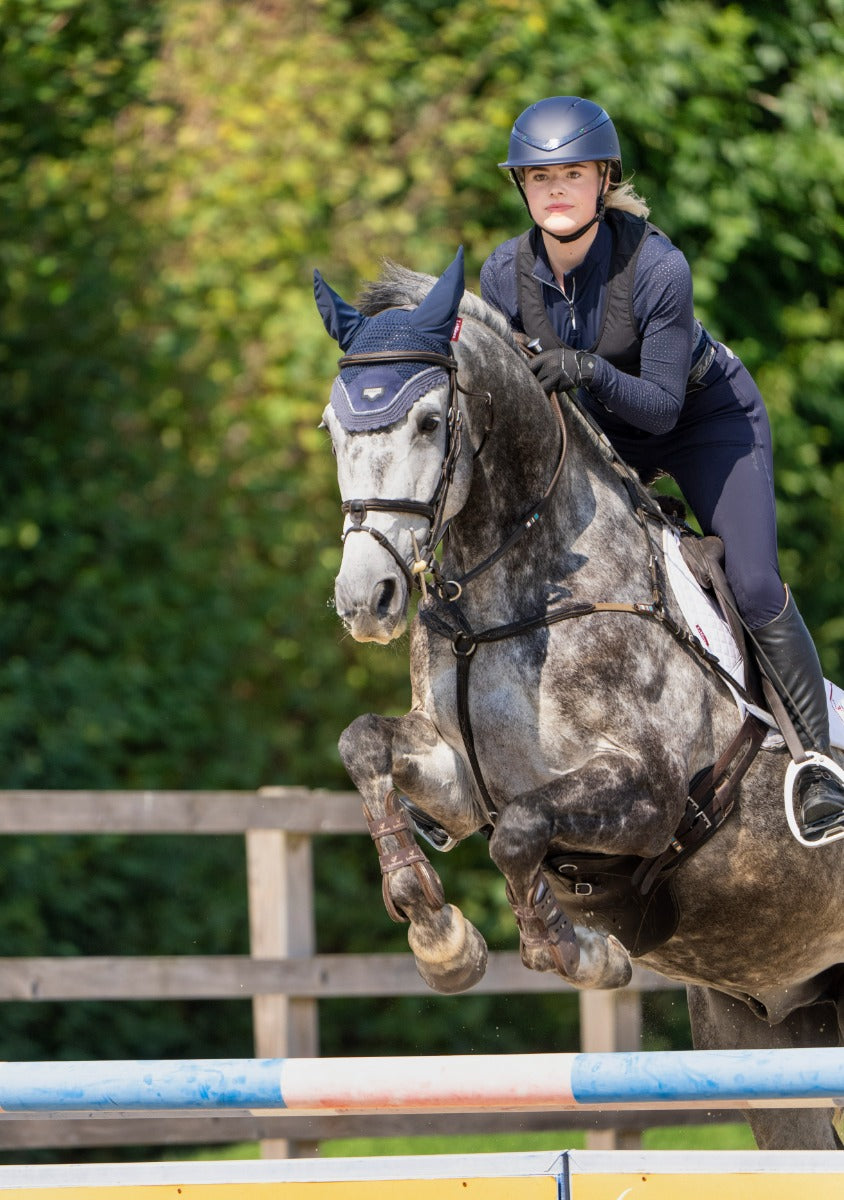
[357,260,521,355]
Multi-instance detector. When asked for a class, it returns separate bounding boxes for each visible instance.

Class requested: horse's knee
[339,711,383,750]
[488,803,554,879]
[338,713,394,783]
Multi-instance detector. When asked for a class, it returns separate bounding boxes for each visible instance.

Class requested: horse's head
[315,249,474,643]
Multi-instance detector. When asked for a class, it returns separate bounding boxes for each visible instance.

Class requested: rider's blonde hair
[598,162,650,219]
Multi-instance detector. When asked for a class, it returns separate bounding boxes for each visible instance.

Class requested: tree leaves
[1,0,843,1075]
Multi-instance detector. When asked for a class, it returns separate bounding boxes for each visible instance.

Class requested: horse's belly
[637,841,844,1019]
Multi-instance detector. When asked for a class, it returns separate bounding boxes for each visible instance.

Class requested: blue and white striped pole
[0,1049,842,1112]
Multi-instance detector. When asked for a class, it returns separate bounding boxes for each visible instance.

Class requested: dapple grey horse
[314,248,844,1149]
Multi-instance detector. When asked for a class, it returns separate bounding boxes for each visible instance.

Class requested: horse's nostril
[374,577,397,618]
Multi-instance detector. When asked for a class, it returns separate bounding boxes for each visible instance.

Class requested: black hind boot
[753,588,844,841]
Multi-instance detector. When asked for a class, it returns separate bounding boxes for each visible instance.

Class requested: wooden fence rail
[0,788,708,1158]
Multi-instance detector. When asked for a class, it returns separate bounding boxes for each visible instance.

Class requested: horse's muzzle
[334,571,409,643]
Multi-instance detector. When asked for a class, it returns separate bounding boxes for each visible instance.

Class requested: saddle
[677,533,756,680]
[543,529,767,958]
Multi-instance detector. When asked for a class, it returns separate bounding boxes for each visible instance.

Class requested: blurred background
[0,0,842,1115]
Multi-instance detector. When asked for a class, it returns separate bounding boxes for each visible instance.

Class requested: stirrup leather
[784,751,844,848]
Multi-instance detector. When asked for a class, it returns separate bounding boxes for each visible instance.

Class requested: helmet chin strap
[511,162,610,245]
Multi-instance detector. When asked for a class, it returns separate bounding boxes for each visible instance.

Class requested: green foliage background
[0,0,843,1105]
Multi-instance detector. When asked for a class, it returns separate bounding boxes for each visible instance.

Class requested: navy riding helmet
[500,97,622,242]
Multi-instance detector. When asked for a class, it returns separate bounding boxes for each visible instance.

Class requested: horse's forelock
[357,261,521,356]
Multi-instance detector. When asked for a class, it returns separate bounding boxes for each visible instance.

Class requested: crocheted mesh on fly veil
[341,309,451,381]
[331,310,450,432]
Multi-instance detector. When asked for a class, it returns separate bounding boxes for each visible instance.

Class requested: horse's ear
[313,270,368,351]
[409,247,465,343]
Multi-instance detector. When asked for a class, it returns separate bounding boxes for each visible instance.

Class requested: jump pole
[0,1151,843,1200]
[1,1048,843,1113]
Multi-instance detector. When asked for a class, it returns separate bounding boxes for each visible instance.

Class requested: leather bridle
[335,346,567,602]
[336,349,464,594]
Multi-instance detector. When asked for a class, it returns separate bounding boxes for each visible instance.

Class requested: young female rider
[480,95,844,843]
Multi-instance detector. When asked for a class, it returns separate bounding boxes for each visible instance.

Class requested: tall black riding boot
[752,588,844,839]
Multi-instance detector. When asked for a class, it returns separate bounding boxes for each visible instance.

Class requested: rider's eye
[419,412,440,434]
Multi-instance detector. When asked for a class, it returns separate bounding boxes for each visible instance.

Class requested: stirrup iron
[784,751,844,848]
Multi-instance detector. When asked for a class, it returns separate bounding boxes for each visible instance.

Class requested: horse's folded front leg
[364,788,488,994]
[489,749,684,989]
[340,714,488,995]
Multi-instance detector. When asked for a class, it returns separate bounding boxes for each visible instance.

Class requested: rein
[333,343,765,857]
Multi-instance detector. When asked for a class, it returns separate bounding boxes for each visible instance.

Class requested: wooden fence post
[579,988,643,1150]
[246,827,318,1159]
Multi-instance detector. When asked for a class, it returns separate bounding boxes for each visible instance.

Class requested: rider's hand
[529,346,597,396]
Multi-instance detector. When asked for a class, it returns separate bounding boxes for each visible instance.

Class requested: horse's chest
[418,640,574,790]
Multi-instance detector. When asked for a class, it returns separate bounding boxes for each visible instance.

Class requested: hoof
[408,904,489,994]
[571,931,632,990]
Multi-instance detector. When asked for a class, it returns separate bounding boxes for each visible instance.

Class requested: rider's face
[523,161,604,237]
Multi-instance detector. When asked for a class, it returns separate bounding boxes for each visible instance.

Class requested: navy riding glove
[529,346,597,396]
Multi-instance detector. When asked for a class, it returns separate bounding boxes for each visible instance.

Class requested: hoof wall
[409,906,488,994]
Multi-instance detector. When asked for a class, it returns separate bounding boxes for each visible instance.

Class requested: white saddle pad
[662,528,844,751]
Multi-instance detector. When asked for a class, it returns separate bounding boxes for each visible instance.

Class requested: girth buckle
[689,797,712,829]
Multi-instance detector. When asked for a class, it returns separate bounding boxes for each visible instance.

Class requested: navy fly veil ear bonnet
[313,248,465,432]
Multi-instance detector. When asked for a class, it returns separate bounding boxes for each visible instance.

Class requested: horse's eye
[419,412,440,434]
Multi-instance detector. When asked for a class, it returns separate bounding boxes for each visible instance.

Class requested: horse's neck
[558,415,657,598]
[444,390,654,616]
